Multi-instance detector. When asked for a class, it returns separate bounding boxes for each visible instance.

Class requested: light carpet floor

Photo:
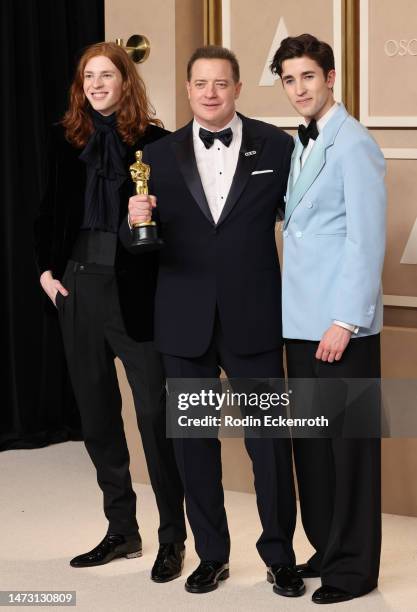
[1,442,416,611]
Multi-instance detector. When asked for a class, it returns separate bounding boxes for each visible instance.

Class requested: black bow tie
[199,127,233,149]
[298,120,319,147]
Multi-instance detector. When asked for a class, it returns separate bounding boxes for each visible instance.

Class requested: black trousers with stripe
[163,315,296,566]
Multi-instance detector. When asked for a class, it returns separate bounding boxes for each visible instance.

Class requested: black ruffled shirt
[79,110,127,233]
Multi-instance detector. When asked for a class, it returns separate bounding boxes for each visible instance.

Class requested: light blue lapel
[284,104,349,229]
[286,137,303,202]
[284,137,325,226]
[288,136,304,191]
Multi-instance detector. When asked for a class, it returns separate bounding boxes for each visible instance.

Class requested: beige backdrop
[105,0,204,130]
[223,0,338,123]
[368,0,417,119]
[383,159,417,297]
[371,129,417,328]
[105,1,417,517]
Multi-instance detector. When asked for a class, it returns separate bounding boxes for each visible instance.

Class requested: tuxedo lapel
[284,104,349,228]
[284,137,325,227]
[217,119,264,226]
[171,123,215,225]
[285,137,303,203]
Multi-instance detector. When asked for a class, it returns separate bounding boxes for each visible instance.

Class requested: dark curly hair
[270,34,335,78]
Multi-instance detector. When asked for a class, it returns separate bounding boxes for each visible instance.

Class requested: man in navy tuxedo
[123,46,304,597]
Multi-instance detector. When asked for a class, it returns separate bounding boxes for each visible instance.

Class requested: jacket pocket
[315,233,347,237]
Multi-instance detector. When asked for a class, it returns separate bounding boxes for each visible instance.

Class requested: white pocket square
[251,169,274,175]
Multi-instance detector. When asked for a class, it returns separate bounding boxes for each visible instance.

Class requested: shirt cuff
[127,214,132,230]
[333,320,359,334]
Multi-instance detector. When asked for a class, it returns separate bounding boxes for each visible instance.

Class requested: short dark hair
[270,33,335,78]
[187,45,240,82]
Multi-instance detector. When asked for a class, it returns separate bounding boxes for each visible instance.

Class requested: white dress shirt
[296,103,359,334]
[192,113,242,224]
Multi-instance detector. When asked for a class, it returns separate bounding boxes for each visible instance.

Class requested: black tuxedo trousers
[57,253,185,543]
[285,334,381,596]
[163,316,296,566]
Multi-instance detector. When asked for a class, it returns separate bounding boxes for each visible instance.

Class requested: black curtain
[0,0,104,450]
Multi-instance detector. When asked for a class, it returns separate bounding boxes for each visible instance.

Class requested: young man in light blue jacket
[271,34,386,605]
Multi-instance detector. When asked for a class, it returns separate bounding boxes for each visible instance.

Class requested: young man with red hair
[34,42,186,581]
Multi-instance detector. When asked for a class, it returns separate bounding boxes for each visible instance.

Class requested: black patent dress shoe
[267,565,306,597]
[185,561,229,593]
[312,585,354,604]
[70,533,142,567]
[295,562,321,578]
[151,542,185,583]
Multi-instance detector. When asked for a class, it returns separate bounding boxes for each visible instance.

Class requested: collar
[317,102,339,132]
[192,113,242,142]
[293,103,349,160]
[301,101,338,131]
[90,108,118,131]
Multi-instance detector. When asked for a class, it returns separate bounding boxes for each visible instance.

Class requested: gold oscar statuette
[129,150,163,251]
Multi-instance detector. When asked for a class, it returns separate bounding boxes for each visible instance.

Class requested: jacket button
[295,231,302,238]
[283,230,289,238]
[79,265,85,271]
[307,202,313,208]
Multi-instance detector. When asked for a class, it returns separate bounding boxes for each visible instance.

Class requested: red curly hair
[62,42,162,147]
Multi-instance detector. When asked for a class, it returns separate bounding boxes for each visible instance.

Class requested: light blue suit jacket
[282,104,386,340]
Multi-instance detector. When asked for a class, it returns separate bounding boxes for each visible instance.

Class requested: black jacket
[34,122,169,342]
[120,114,293,357]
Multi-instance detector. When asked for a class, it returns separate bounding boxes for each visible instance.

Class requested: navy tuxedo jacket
[121,114,293,357]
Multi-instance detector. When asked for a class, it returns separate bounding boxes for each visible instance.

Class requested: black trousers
[57,259,186,543]
[163,317,296,566]
[285,334,381,596]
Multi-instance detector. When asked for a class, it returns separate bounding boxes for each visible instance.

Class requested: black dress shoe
[267,565,306,597]
[312,585,354,604]
[295,562,321,578]
[151,542,185,583]
[185,561,229,593]
[70,533,142,567]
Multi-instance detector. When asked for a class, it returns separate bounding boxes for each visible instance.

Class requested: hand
[315,324,351,363]
[40,270,69,307]
[128,194,157,226]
